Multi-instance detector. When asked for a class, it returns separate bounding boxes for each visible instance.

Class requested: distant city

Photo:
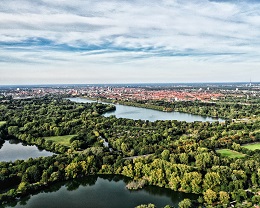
[1,82,259,102]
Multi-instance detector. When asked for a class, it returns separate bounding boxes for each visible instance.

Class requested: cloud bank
[0,0,259,84]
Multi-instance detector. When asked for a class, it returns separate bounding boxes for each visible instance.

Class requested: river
[69,97,225,122]
[1,175,197,208]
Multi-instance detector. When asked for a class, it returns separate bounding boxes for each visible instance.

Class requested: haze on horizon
[0,0,260,85]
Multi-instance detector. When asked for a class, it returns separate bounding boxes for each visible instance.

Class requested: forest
[0,95,259,207]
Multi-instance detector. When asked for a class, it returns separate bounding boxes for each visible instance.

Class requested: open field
[243,142,260,151]
[216,149,246,158]
[44,135,76,147]
[0,121,6,126]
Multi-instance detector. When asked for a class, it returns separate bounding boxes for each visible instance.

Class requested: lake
[1,175,197,208]
[0,139,53,162]
[69,97,225,122]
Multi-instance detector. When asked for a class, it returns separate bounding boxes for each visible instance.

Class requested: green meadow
[243,142,260,151]
[44,135,76,147]
[216,149,246,158]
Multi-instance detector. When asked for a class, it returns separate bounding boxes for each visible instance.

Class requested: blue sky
[0,0,259,84]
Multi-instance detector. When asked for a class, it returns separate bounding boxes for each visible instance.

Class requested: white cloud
[0,0,260,84]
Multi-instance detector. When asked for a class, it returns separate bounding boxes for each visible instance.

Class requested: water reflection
[0,139,53,162]
[1,175,197,208]
[0,176,20,194]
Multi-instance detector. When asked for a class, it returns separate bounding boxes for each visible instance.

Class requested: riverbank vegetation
[0,95,259,207]
[126,179,146,190]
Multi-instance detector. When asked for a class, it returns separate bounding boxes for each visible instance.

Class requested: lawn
[216,149,246,158]
[243,143,260,151]
[44,135,77,147]
[0,121,6,126]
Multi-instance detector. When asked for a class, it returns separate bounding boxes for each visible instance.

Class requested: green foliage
[0,96,260,206]
[203,189,217,205]
[180,172,202,193]
[25,165,41,183]
[161,150,170,161]
[0,121,6,127]
[178,198,192,208]
[17,182,29,193]
[7,126,19,136]
[203,172,221,192]
[219,191,230,205]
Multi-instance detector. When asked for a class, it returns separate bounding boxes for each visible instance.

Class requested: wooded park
[0,95,259,207]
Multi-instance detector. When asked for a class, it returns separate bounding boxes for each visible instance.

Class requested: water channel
[1,175,197,208]
[69,97,225,122]
[0,139,53,162]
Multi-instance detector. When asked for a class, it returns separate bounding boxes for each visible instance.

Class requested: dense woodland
[0,96,260,207]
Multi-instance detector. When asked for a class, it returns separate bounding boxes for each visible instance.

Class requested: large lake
[1,175,197,208]
[0,139,53,162]
[69,97,225,122]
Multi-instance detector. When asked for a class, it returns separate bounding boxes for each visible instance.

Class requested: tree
[195,152,212,170]
[65,162,80,179]
[70,140,82,150]
[17,182,29,194]
[161,150,170,161]
[134,161,144,178]
[178,198,192,208]
[219,191,230,205]
[6,189,17,198]
[122,164,134,178]
[169,173,180,191]
[7,126,19,136]
[26,165,41,183]
[49,171,60,182]
[121,142,129,155]
[203,172,221,192]
[203,189,217,205]
[179,153,189,165]
[41,171,48,184]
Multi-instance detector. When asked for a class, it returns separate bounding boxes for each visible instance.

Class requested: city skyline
[0,0,260,84]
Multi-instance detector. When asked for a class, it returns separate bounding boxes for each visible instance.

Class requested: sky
[0,0,260,85]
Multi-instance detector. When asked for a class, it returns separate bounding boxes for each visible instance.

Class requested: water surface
[1,175,197,208]
[0,139,53,162]
[69,97,224,122]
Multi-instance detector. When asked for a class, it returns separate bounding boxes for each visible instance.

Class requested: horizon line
[0,81,260,87]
